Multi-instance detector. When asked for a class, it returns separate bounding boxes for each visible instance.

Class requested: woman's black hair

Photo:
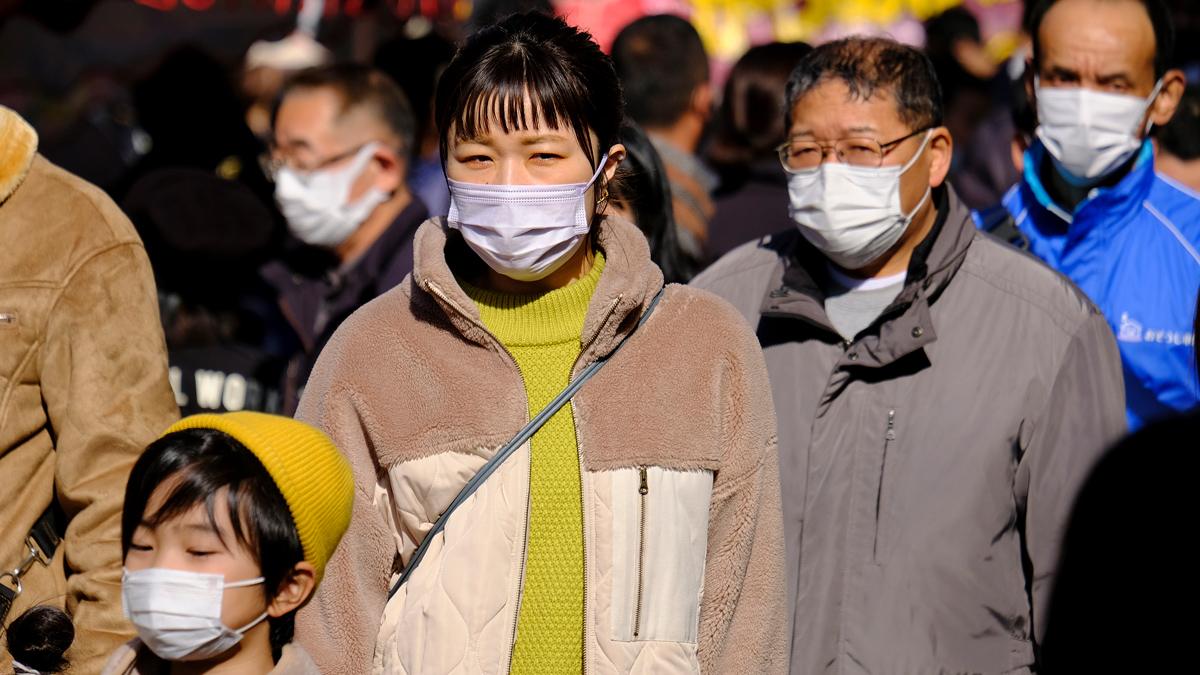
[434,11,624,177]
[122,428,305,661]
[3,606,74,673]
[610,123,698,284]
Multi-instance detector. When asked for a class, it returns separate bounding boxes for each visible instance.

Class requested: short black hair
[784,36,944,133]
[709,41,813,167]
[611,14,709,128]
[1029,0,1176,78]
[275,63,417,157]
[123,428,305,658]
[435,11,623,171]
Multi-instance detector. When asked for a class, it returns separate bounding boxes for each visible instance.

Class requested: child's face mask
[122,567,268,661]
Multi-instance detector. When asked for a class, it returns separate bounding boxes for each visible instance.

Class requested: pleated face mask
[1035,78,1163,184]
[447,154,608,282]
[787,132,932,270]
[122,567,268,661]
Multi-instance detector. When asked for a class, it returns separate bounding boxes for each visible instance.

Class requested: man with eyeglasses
[693,36,1125,674]
[262,63,428,414]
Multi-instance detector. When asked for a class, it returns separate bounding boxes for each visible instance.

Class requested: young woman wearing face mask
[101,413,353,675]
[291,11,788,675]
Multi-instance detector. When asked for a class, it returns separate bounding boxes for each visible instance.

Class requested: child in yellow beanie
[101,412,353,675]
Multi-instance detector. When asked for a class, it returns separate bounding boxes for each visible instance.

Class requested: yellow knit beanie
[163,412,353,583]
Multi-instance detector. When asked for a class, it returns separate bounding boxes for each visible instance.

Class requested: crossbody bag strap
[388,286,666,599]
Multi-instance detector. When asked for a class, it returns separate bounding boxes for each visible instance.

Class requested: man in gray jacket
[693,36,1126,674]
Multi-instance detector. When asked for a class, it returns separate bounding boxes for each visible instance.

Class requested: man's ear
[1149,69,1187,128]
[267,561,317,618]
[371,145,405,194]
[926,127,954,188]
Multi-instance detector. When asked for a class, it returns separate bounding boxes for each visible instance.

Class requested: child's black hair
[434,11,624,177]
[3,606,74,673]
[122,427,305,660]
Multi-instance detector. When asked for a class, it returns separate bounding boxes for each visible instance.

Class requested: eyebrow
[790,125,878,139]
[520,134,570,145]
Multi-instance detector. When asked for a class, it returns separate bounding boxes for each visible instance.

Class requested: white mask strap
[580,153,610,194]
[224,576,266,589]
[899,130,934,175]
[234,610,271,635]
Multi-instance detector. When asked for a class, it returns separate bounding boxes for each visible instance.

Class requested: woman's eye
[129,543,153,552]
[531,153,561,162]
[187,549,216,558]
[462,155,491,166]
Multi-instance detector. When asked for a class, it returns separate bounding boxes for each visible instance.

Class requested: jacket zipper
[633,466,649,639]
[424,281,532,672]
[874,409,896,562]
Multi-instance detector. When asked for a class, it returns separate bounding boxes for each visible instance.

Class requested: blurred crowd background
[2,0,1196,417]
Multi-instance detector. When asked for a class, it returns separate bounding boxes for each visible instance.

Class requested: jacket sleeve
[293,334,397,674]
[38,243,179,674]
[1015,310,1126,649]
[696,316,789,674]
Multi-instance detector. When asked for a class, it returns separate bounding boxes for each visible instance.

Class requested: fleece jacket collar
[0,106,38,204]
[412,214,666,373]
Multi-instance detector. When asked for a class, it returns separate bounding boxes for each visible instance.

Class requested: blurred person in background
[1156,83,1200,191]
[123,168,287,418]
[0,105,178,672]
[242,31,332,142]
[263,63,427,414]
[694,36,1126,673]
[374,26,456,216]
[924,5,1023,211]
[609,122,699,283]
[997,0,1198,429]
[705,41,812,260]
[125,45,276,207]
[612,14,716,262]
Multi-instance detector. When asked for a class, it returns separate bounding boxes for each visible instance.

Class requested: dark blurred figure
[1042,291,1199,673]
[612,14,715,261]
[264,64,428,414]
[374,27,456,216]
[609,122,699,283]
[1157,84,1200,192]
[0,0,100,31]
[125,45,275,205]
[923,6,1013,210]
[123,168,287,417]
[705,41,811,259]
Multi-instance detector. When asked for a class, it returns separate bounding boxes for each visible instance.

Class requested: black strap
[388,287,665,600]
[0,505,64,624]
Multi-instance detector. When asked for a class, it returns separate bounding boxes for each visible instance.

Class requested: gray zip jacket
[692,188,1126,674]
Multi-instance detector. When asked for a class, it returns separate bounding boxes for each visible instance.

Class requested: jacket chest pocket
[609,466,713,644]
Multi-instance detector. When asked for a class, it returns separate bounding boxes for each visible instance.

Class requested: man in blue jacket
[995,0,1198,429]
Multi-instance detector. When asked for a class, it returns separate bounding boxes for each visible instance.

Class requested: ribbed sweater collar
[462,253,606,347]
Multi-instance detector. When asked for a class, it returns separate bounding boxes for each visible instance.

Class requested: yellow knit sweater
[463,254,605,674]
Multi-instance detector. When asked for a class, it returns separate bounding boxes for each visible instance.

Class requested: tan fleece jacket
[0,106,179,673]
[293,215,787,673]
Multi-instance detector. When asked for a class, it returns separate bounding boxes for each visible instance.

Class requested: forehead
[1038,0,1156,74]
[787,79,909,138]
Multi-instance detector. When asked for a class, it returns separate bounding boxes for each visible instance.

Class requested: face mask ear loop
[1140,78,1166,136]
[577,152,611,232]
[234,610,271,635]
[899,130,934,175]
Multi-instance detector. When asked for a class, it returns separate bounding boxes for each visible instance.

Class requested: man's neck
[1039,150,1136,213]
[335,188,413,266]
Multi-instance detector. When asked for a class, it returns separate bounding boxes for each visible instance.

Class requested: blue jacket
[989,140,1200,429]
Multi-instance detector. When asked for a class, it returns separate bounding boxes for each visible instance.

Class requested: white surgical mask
[787,132,932,270]
[1035,78,1163,184]
[122,567,268,661]
[275,142,389,248]
[447,154,608,282]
